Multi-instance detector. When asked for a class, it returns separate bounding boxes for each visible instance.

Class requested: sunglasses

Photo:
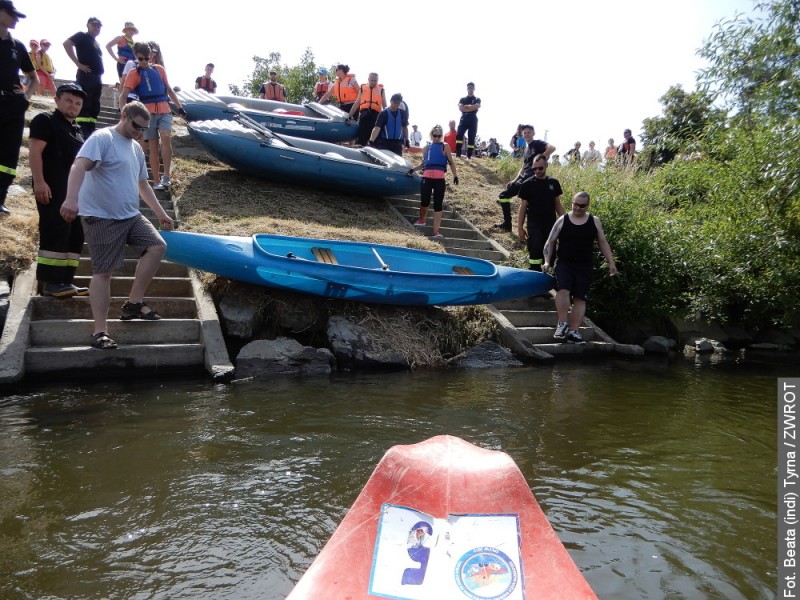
[432,134,442,138]
[136,55,150,61]
[129,118,149,131]
[573,202,588,208]
[532,166,546,171]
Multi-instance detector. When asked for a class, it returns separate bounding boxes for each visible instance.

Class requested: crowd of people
[2,1,621,346]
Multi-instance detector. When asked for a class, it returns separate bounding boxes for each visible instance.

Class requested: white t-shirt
[76,127,148,220]
[410,129,422,146]
[122,60,139,100]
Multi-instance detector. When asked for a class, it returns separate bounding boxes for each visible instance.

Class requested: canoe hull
[188,120,420,198]
[161,231,554,306]
[287,435,596,599]
[177,89,358,143]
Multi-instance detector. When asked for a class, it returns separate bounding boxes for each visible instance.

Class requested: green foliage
[231,48,323,104]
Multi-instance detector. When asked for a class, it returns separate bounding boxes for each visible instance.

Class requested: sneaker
[553,322,568,341]
[413,219,426,226]
[566,331,586,344]
[43,282,77,298]
[0,204,10,216]
[493,222,512,232]
[70,284,90,296]
[430,232,444,239]
[153,176,170,191]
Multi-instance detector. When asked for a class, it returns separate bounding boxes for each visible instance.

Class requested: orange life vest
[358,83,383,112]
[333,74,358,103]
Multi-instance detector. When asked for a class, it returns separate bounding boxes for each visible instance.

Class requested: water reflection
[0,357,790,599]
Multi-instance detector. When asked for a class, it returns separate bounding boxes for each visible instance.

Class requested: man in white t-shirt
[60,101,174,350]
[410,124,422,147]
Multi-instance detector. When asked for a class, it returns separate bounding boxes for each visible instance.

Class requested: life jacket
[135,66,169,104]
[380,108,404,140]
[333,73,357,103]
[423,142,447,172]
[198,76,216,92]
[358,83,383,112]
[118,36,135,61]
[262,82,286,102]
[314,80,330,101]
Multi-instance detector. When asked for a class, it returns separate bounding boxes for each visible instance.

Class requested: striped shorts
[81,214,165,274]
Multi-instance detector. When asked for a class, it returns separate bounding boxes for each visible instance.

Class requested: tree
[639,85,722,169]
[230,48,321,104]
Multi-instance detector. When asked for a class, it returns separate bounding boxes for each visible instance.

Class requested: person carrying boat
[349,72,386,146]
[119,41,187,190]
[407,124,459,240]
[368,93,408,156]
[495,124,555,232]
[59,101,175,350]
[543,192,617,343]
[105,21,138,82]
[195,63,216,93]
[259,69,286,102]
[455,82,480,158]
[29,83,88,298]
[0,0,38,217]
[517,154,564,271]
[319,64,358,114]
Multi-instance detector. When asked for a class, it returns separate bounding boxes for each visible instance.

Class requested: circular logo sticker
[454,546,519,599]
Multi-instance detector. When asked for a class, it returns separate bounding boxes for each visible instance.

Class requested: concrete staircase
[386,195,643,360]
[0,189,234,383]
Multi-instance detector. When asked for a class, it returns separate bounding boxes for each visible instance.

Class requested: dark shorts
[81,214,165,274]
[555,261,593,301]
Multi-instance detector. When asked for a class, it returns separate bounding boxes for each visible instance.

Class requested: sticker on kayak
[368,504,523,600]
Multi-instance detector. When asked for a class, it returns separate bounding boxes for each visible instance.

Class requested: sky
[16,0,758,156]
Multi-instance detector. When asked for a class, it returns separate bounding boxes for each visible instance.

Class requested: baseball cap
[0,0,26,18]
[87,17,102,26]
[319,68,328,75]
[56,83,87,99]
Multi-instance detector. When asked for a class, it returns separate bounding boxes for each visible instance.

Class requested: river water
[0,353,789,599]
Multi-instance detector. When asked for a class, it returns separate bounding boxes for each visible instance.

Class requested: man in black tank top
[543,192,617,343]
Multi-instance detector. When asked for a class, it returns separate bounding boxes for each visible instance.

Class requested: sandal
[120,300,161,321]
[91,331,118,350]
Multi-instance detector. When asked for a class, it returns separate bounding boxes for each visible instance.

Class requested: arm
[105,37,123,63]
[517,200,528,242]
[63,38,91,73]
[349,88,362,118]
[445,145,458,181]
[119,87,130,110]
[594,217,617,275]
[369,125,380,144]
[139,180,174,229]
[194,77,201,90]
[542,217,565,271]
[544,143,556,158]
[29,138,51,204]
[380,88,387,109]
[554,194,565,217]
[23,70,39,98]
[60,157,92,222]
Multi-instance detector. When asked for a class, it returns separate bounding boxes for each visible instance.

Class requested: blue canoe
[161,231,554,306]
[187,115,421,197]
[176,88,358,143]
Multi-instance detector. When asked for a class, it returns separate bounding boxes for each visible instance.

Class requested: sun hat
[123,21,139,34]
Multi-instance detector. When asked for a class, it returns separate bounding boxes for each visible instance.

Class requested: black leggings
[421,178,446,211]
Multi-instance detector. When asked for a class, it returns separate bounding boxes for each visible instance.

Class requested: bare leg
[148,138,160,183]
[568,298,586,331]
[555,289,571,323]
[159,128,172,180]
[90,272,113,335]
[418,206,428,223]
[128,244,166,304]
[433,210,443,235]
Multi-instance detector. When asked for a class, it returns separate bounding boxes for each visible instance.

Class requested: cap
[56,83,87,99]
[0,0,26,18]
[319,68,328,75]
[269,69,277,75]
[123,21,138,34]
[87,17,102,26]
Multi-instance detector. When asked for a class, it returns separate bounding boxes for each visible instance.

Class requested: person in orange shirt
[443,120,457,153]
[119,41,186,190]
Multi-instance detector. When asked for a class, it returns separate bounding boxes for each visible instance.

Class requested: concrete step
[70,276,193,297]
[394,205,461,221]
[25,343,206,373]
[29,319,201,347]
[31,296,198,320]
[532,341,617,356]
[406,215,469,230]
[76,258,188,277]
[501,310,559,327]
[518,325,596,344]
[438,236,497,251]
[493,296,555,311]
[442,247,506,262]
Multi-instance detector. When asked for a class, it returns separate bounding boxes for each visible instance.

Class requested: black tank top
[557,213,597,263]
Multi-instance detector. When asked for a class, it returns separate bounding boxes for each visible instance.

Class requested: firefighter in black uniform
[0,0,38,216]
